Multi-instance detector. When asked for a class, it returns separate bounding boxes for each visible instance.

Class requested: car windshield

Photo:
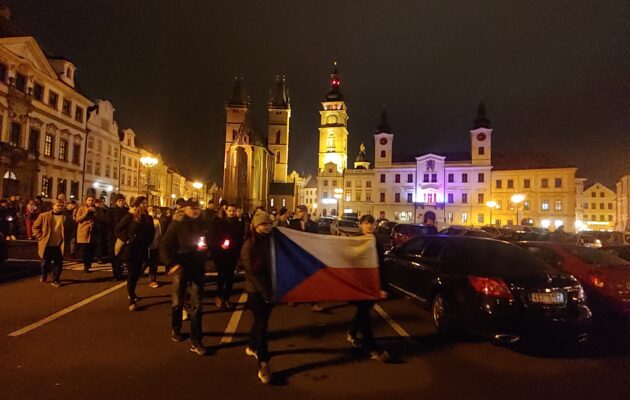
[566,246,630,266]
[579,235,599,244]
[465,230,491,238]
[339,220,358,228]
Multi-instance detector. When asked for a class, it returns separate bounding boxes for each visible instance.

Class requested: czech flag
[272,227,381,302]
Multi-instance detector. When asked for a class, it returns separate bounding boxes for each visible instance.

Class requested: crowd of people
[25,195,391,384]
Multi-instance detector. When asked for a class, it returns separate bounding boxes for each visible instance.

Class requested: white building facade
[85,99,120,203]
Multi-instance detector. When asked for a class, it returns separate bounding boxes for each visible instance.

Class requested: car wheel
[431,292,460,337]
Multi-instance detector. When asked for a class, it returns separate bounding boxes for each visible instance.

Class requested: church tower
[470,102,492,166]
[224,76,249,170]
[267,75,291,183]
[318,63,349,173]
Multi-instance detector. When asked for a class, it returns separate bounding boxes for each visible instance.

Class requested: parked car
[606,231,630,246]
[330,219,361,236]
[376,220,397,248]
[575,233,603,248]
[602,245,630,262]
[316,217,336,234]
[517,242,630,319]
[391,223,434,247]
[384,236,591,343]
[439,226,492,238]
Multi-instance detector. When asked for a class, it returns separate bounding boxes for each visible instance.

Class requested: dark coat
[107,206,129,238]
[114,213,155,263]
[240,232,273,301]
[160,210,208,269]
[213,216,244,259]
[288,218,318,233]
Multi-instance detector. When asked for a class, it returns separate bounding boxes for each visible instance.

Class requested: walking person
[74,196,97,273]
[147,206,163,288]
[161,199,208,356]
[241,209,274,384]
[288,204,324,312]
[346,214,390,362]
[64,200,78,258]
[94,199,109,263]
[32,199,66,288]
[25,199,40,240]
[114,197,154,311]
[213,203,244,309]
[273,207,289,228]
[106,194,128,281]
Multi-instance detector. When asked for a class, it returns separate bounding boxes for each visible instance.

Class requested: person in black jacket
[212,203,244,309]
[107,194,129,280]
[160,199,208,356]
[288,204,323,312]
[115,196,154,311]
[346,214,390,362]
[241,209,274,384]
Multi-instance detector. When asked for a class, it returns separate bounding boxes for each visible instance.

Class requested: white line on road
[373,303,415,343]
[220,292,249,343]
[7,282,127,337]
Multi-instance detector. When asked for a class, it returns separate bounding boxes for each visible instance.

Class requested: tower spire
[227,75,249,106]
[377,108,391,133]
[473,102,490,129]
[269,74,289,107]
[325,61,343,101]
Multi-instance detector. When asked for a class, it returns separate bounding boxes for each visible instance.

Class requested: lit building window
[447,212,453,223]
[345,193,351,202]
[270,198,274,207]
[59,139,68,161]
[555,200,562,211]
[282,198,286,207]
[541,200,549,211]
[44,134,54,157]
[461,212,468,223]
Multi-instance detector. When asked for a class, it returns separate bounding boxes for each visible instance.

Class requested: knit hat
[115,194,125,201]
[133,196,147,207]
[251,209,272,228]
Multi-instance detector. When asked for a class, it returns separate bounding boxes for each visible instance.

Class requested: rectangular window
[346,181,351,187]
[524,179,531,189]
[600,192,605,198]
[461,212,468,223]
[356,192,361,201]
[62,99,71,116]
[9,122,20,147]
[555,200,562,211]
[507,179,514,189]
[395,193,400,203]
[323,180,328,187]
[478,146,485,155]
[591,214,596,221]
[447,193,454,203]
[345,193,351,202]
[447,212,454,223]
[48,91,59,109]
[542,200,549,211]
[478,173,484,183]
[75,106,84,122]
[133,176,137,187]
[555,178,562,188]
[496,179,502,189]
[366,181,371,188]
[59,139,68,161]
[41,176,53,198]
[70,181,79,199]
[462,193,468,204]
[600,215,605,222]
[407,193,412,203]
[28,128,39,153]
[541,178,549,188]
[584,203,589,209]
[57,178,67,196]
[462,173,468,183]
[609,215,613,222]
[395,174,400,183]
[407,174,413,183]
[113,168,118,179]
[15,73,26,92]
[423,174,429,183]
[599,203,604,210]
[478,213,484,223]
[86,159,93,174]
[380,192,385,202]
[380,174,386,183]
[478,193,484,204]
[105,164,111,178]
[72,143,80,164]
[332,180,337,187]
[365,193,371,202]
[524,200,531,211]
[608,203,613,210]
[447,173,454,183]
[591,203,596,209]
[95,161,101,176]
[431,174,437,183]
[33,83,44,101]
[44,134,54,157]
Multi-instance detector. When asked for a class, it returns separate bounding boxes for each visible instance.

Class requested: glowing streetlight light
[139,156,158,201]
[511,194,525,225]
[192,181,203,190]
[486,200,498,226]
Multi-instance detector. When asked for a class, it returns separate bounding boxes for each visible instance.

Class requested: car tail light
[468,276,513,300]
[588,273,605,288]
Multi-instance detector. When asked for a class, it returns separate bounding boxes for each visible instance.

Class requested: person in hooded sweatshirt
[115,196,154,311]
[241,209,274,384]
[161,198,209,356]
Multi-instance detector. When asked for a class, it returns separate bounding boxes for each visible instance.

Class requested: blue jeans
[171,264,205,344]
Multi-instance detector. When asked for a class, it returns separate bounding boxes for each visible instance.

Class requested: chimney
[0,6,11,21]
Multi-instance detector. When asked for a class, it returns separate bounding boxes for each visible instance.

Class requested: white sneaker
[257,362,271,384]
[245,346,258,360]
[182,309,189,321]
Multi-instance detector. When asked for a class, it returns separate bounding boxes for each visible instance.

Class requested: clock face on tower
[476,132,486,141]
[326,115,338,124]
[379,138,388,145]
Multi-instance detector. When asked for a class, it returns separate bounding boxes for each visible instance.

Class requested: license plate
[530,292,565,305]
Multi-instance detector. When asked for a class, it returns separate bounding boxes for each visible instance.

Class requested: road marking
[220,292,249,343]
[373,303,415,343]
[7,282,126,337]
[388,283,427,303]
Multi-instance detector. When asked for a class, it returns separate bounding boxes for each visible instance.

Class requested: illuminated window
[541,200,549,211]
[282,198,286,207]
[345,193,351,202]
[270,198,274,207]
[44,134,54,157]
[41,176,53,198]
[59,139,68,161]
[447,212,453,223]
[555,200,562,211]
[478,193,484,204]
[326,134,335,151]
[461,212,468,223]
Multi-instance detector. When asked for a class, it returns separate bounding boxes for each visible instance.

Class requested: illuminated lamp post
[193,181,203,203]
[511,194,525,226]
[170,193,176,207]
[313,202,318,217]
[485,200,498,226]
[333,188,343,217]
[140,156,158,204]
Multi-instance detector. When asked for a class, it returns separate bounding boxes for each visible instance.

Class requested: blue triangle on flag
[273,229,326,300]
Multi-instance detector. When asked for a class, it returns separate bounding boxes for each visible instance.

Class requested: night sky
[6,1,628,187]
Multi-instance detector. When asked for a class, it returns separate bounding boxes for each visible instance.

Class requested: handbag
[114,238,127,257]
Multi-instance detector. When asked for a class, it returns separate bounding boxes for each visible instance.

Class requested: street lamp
[333,188,343,217]
[140,156,158,203]
[486,200,498,226]
[192,181,203,203]
[511,194,525,226]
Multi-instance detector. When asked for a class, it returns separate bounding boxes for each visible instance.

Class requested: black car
[384,236,591,343]
[602,245,630,262]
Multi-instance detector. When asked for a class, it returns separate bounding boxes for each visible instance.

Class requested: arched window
[380,150,386,158]
[276,151,281,163]
[275,130,281,144]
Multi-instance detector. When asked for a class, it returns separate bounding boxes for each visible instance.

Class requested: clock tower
[374,110,394,168]
[470,102,492,166]
[317,63,349,173]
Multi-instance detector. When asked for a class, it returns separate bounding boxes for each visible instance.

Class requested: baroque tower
[318,63,349,173]
[470,102,492,166]
[267,75,291,183]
